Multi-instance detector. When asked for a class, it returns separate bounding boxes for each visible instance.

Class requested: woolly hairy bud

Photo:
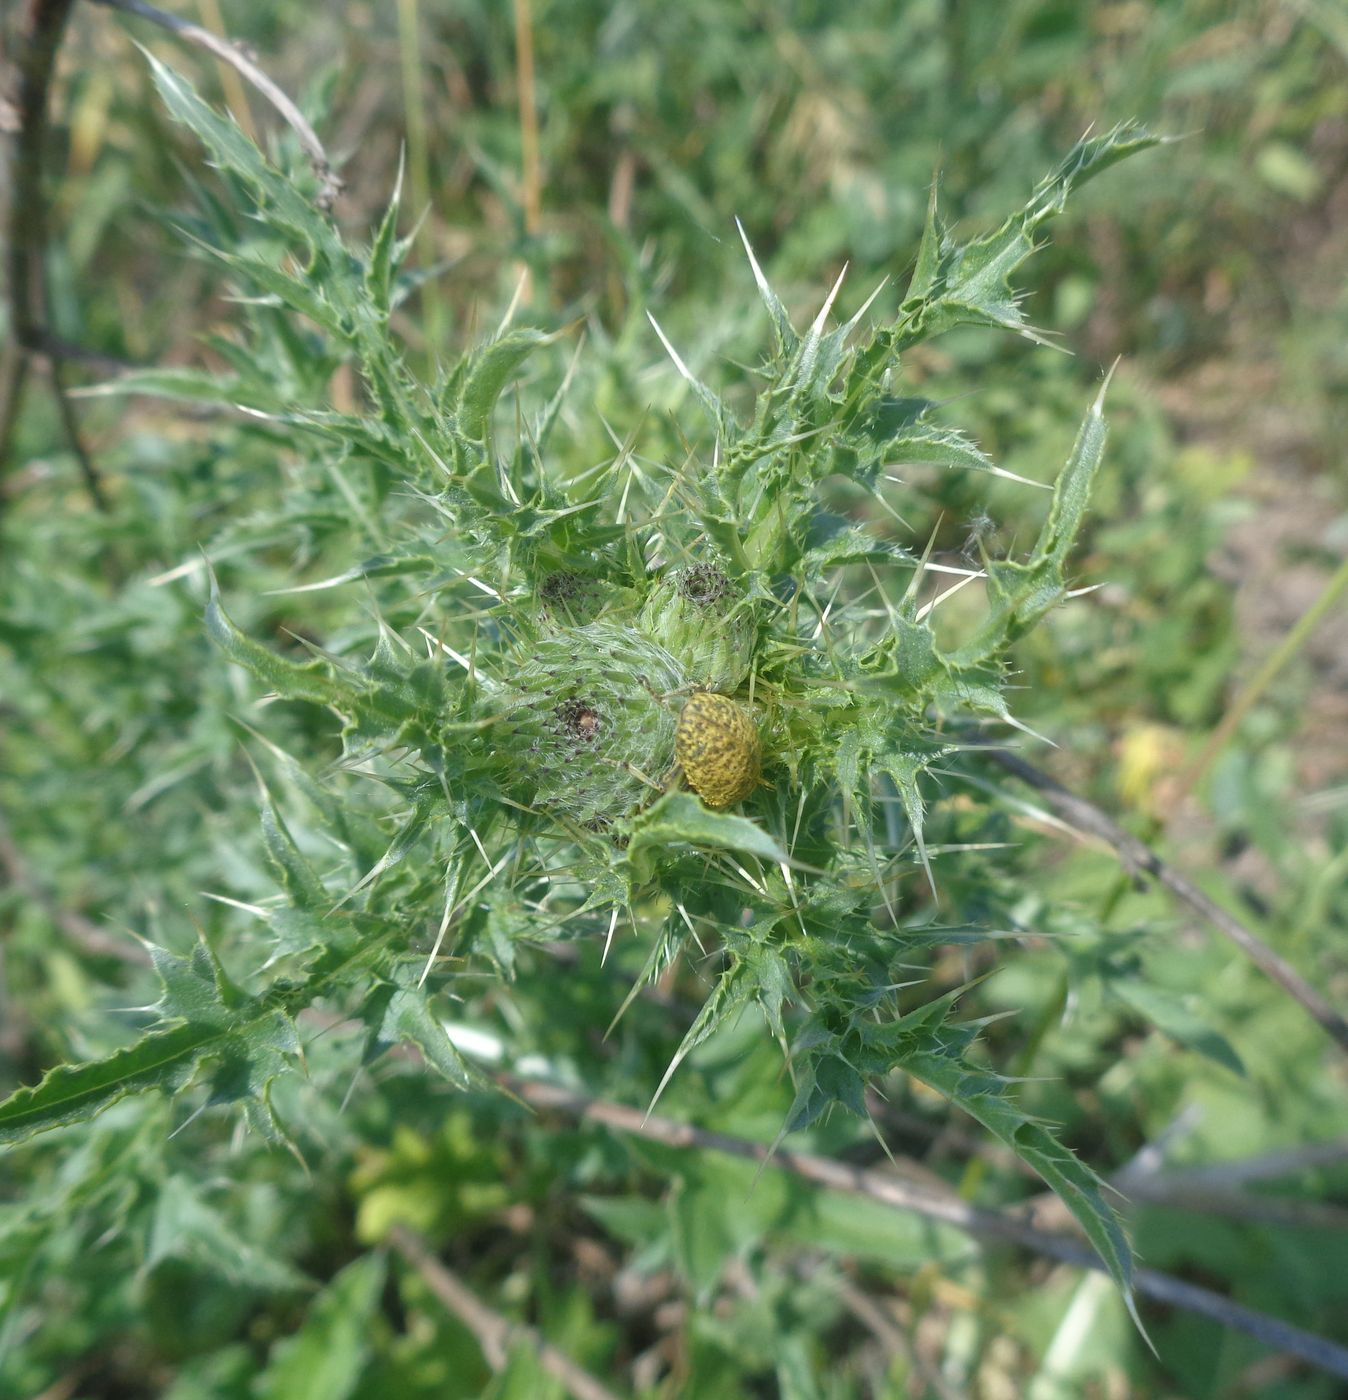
[638,562,756,691]
[495,623,688,826]
[534,570,612,628]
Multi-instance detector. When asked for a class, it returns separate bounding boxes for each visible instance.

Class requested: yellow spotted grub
[675,691,761,809]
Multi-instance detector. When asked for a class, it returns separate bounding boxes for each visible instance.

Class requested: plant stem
[0,0,109,510]
[394,0,446,352]
[1165,548,1348,819]
[513,0,542,239]
[388,1225,622,1400]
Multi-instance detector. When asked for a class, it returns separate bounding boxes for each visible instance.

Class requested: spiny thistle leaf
[152,939,244,1022]
[257,787,329,911]
[951,375,1113,666]
[736,217,797,354]
[206,585,348,709]
[896,122,1163,348]
[626,792,788,878]
[75,365,278,410]
[363,980,492,1093]
[782,991,1137,1310]
[0,975,299,1148]
[209,245,351,335]
[899,1039,1137,1312]
[365,154,407,318]
[650,958,759,1115]
[143,48,325,245]
[453,328,553,444]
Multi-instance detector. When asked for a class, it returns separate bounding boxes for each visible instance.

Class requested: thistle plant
[0,56,1163,1314]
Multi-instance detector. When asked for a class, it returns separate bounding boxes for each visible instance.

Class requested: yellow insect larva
[675,691,761,809]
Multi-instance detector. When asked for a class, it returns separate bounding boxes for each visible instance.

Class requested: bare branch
[980,746,1348,1059]
[500,1072,1348,1382]
[388,1225,623,1400]
[0,0,109,508]
[1112,1177,1348,1233]
[1144,1138,1348,1188]
[1017,1174,1348,1237]
[49,353,108,508]
[0,344,31,480]
[25,331,138,375]
[88,0,343,211]
[2,0,71,353]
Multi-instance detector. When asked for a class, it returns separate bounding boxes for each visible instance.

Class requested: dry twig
[0,0,109,506]
[388,1224,622,1400]
[500,1072,1348,1382]
[512,0,541,237]
[982,746,1348,1058]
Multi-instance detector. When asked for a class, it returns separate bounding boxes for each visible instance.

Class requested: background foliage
[3,2,1347,1397]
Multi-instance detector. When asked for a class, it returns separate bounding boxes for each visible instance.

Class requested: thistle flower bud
[494,623,688,826]
[638,562,756,692]
[534,570,612,629]
[675,690,761,809]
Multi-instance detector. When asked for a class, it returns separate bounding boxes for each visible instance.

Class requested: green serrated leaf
[206,586,347,708]
[370,984,491,1092]
[214,248,347,336]
[649,959,756,1114]
[894,123,1161,349]
[900,1042,1135,1306]
[801,521,914,578]
[951,380,1111,666]
[144,50,328,246]
[1112,979,1246,1077]
[783,1045,868,1133]
[626,792,788,880]
[455,329,551,443]
[737,218,797,355]
[365,158,406,317]
[905,178,943,304]
[77,366,276,410]
[0,1004,299,1148]
[875,748,942,900]
[255,1254,386,1400]
[152,942,234,1024]
[259,791,328,911]
[886,421,997,475]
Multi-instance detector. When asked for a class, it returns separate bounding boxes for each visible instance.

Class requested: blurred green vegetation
[3,2,1347,1397]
